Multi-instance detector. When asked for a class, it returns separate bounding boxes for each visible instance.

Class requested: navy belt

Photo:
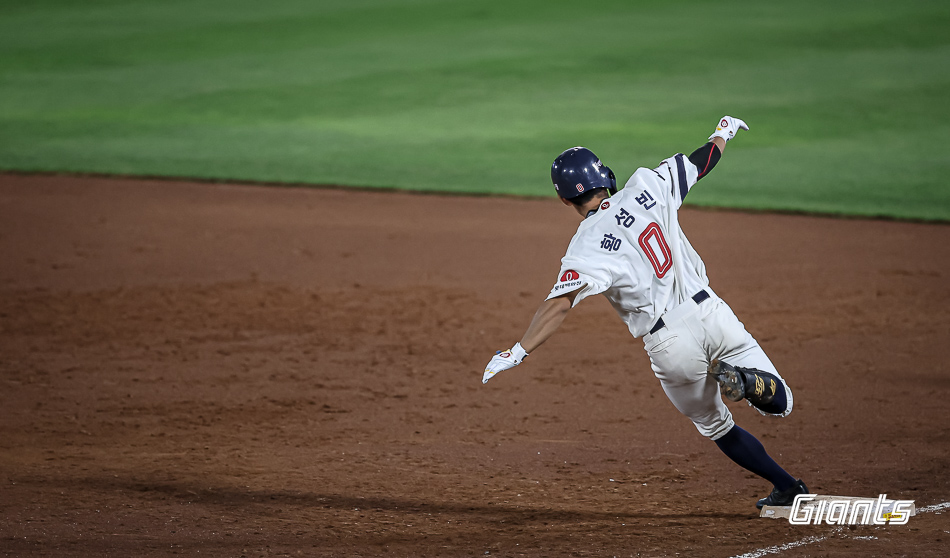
[649,290,710,335]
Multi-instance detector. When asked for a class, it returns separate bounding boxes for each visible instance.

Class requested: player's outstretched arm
[519,292,576,353]
[687,116,749,181]
[481,290,579,384]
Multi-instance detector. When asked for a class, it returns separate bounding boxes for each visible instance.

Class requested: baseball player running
[481,116,808,509]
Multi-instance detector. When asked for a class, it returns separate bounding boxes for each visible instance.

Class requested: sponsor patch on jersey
[600,200,610,211]
[575,183,584,193]
[553,280,583,292]
[560,270,579,282]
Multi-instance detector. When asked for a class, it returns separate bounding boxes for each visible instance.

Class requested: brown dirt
[1,173,948,557]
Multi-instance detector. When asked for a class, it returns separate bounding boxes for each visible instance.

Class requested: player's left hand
[482,342,528,384]
[709,115,749,143]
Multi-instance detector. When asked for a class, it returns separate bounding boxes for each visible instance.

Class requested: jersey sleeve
[653,153,700,210]
[545,256,612,307]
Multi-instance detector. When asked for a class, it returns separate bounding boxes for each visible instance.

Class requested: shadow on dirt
[58,475,748,523]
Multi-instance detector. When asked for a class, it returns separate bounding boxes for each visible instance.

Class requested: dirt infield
[1,173,948,557]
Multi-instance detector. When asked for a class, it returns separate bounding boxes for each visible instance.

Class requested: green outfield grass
[1,0,948,220]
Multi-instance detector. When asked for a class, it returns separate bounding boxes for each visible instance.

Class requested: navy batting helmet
[551,147,617,200]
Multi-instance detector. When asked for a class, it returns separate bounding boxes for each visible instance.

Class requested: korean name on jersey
[546,154,712,338]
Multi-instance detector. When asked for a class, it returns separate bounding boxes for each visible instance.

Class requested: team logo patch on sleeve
[560,270,579,282]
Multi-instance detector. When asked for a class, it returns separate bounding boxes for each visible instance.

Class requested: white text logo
[788,494,914,525]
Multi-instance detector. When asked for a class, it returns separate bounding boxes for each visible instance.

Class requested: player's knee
[692,414,734,440]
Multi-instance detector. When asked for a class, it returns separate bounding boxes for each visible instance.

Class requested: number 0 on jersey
[638,222,673,278]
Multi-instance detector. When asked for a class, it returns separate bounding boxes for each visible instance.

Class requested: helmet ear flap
[607,168,617,195]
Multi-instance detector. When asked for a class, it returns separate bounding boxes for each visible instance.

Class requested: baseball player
[481,116,808,509]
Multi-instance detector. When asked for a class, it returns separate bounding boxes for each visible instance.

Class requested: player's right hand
[708,116,749,143]
[482,342,528,384]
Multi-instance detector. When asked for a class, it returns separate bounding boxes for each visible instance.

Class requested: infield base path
[1,174,948,556]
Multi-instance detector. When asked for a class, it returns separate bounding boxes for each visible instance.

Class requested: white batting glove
[482,342,528,384]
[709,115,749,143]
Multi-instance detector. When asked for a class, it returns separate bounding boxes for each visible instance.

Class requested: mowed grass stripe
[1,0,948,219]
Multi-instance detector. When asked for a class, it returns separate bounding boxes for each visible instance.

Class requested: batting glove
[482,342,528,384]
[709,115,749,143]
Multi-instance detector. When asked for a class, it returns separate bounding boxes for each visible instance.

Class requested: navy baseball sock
[715,426,796,491]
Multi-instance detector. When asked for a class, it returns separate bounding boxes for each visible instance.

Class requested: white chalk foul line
[918,501,950,513]
[729,532,838,558]
[729,500,950,558]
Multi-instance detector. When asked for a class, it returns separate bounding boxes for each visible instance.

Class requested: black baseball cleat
[707,359,748,402]
[707,359,779,406]
[756,479,809,509]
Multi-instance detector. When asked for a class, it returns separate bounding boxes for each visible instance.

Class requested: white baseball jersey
[546,153,709,338]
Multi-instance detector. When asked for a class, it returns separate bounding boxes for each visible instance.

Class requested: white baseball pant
[641,291,793,441]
